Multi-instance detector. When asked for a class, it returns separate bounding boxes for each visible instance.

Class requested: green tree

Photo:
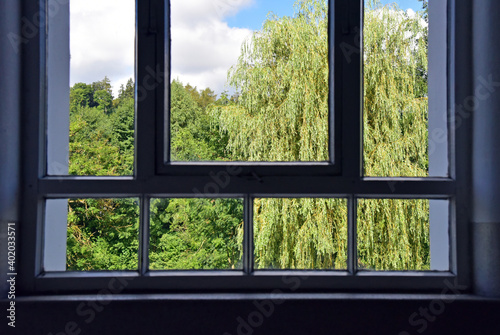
[70,77,116,113]
[184,84,217,110]
[69,83,93,113]
[211,0,345,269]
[118,78,135,100]
[93,89,113,113]
[110,96,135,174]
[68,78,232,270]
[211,0,430,270]
[66,0,432,272]
[68,81,137,270]
[211,0,329,162]
[199,87,217,109]
[149,198,243,270]
[91,76,113,97]
[363,2,428,177]
[170,80,227,161]
[67,198,139,271]
[69,77,135,176]
[359,1,429,270]
[69,106,124,176]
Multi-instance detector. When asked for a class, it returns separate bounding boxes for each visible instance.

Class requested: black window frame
[18,0,471,295]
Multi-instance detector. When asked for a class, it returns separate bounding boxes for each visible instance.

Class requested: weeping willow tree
[252,198,348,269]
[212,0,345,269]
[363,1,428,177]
[211,0,329,162]
[212,0,430,270]
[359,1,430,270]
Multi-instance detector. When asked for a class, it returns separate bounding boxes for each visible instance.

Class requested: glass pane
[169,0,329,161]
[47,0,135,176]
[44,198,139,271]
[254,198,347,269]
[357,198,449,271]
[149,198,244,270]
[363,1,448,176]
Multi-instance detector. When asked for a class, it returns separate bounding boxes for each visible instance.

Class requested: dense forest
[66,0,430,271]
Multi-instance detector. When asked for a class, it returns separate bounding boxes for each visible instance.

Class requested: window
[19,0,469,294]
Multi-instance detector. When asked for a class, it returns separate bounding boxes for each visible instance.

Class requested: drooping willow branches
[213,0,430,270]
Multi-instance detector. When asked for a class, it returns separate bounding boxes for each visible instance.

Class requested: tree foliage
[67,198,139,271]
[149,198,243,270]
[68,76,135,269]
[358,2,429,270]
[209,0,346,269]
[363,2,428,177]
[67,79,239,270]
[212,0,430,270]
[67,0,431,271]
[211,0,329,162]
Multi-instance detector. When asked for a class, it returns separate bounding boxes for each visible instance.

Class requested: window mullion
[243,196,254,274]
[336,0,363,178]
[139,195,150,275]
[136,0,163,181]
[38,177,456,197]
[347,195,357,274]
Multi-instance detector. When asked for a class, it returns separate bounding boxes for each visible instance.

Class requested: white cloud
[406,8,428,28]
[170,0,254,93]
[70,0,135,97]
[171,0,254,26]
[69,0,254,96]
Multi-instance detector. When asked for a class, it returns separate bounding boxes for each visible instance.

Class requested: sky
[169,0,298,94]
[70,0,135,97]
[379,0,422,10]
[70,0,424,97]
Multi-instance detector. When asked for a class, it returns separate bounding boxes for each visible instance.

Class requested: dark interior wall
[1,296,500,334]
[472,0,500,298]
[0,0,21,300]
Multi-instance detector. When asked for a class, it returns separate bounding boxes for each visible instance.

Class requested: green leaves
[357,199,430,270]
[211,0,329,162]
[67,79,137,270]
[170,80,228,161]
[215,0,430,270]
[363,2,429,177]
[66,198,139,271]
[69,105,133,176]
[359,2,430,270]
[149,198,244,270]
[254,198,348,269]
[93,89,113,113]
[66,0,432,272]
[69,83,93,113]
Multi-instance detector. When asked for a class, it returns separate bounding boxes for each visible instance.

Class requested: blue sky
[378,0,423,10]
[225,0,424,31]
[226,0,296,30]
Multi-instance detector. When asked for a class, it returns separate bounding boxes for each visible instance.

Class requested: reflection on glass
[149,198,244,270]
[254,198,347,269]
[170,0,329,162]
